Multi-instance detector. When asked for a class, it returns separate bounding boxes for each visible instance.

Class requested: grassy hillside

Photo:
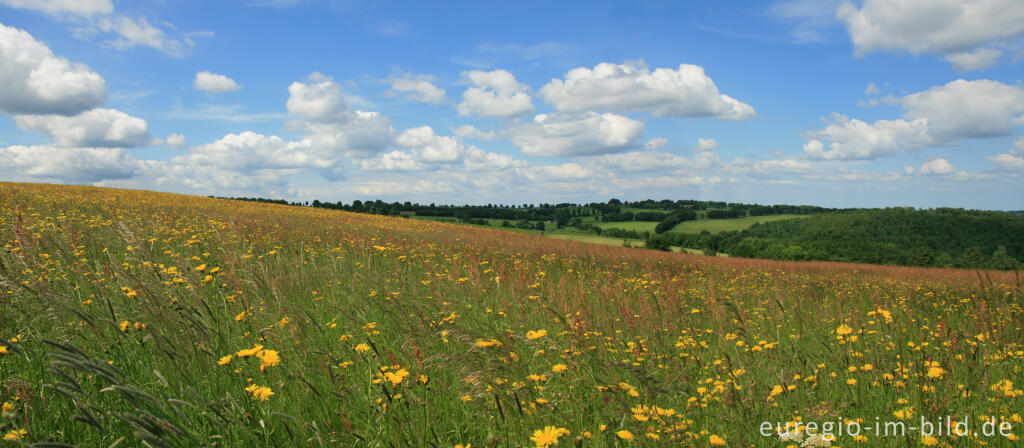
[718,208,1024,268]
[668,214,804,234]
[0,183,1021,447]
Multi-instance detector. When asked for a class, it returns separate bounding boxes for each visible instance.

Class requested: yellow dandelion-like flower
[0,346,7,355]
[526,329,548,340]
[530,426,569,447]
[119,321,130,332]
[836,324,853,336]
[551,364,568,373]
[616,430,634,440]
[4,429,27,441]
[258,349,280,367]
[926,366,945,379]
[236,344,264,357]
[474,339,502,348]
[194,263,206,272]
[921,435,939,446]
[354,343,371,353]
[217,355,233,365]
[709,434,726,445]
[245,385,274,401]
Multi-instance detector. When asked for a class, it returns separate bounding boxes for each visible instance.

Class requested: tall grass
[0,182,1021,447]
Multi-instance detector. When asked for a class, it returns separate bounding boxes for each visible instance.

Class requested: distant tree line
[645,208,1023,270]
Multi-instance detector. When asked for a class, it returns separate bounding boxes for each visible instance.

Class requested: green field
[592,220,657,232]
[669,214,805,233]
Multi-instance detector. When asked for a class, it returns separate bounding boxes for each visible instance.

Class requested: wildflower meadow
[0,182,1021,447]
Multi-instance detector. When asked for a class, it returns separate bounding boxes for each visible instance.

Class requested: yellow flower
[551,364,568,373]
[258,349,280,367]
[194,263,206,272]
[0,345,7,355]
[530,425,570,447]
[474,339,502,348]
[245,384,274,401]
[922,435,939,446]
[926,366,945,379]
[236,344,264,357]
[847,378,858,386]
[526,329,548,340]
[354,343,371,353]
[384,368,410,386]
[836,324,853,336]
[3,429,27,441]
[709,434,726,445]
[119,321,130,332]
[616,430,634,440]
[217,355,232,365]
[1,402,13,413]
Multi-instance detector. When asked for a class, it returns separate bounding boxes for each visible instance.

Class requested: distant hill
[701,208,1023,269]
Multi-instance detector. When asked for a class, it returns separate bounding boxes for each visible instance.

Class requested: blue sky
[1,0,1022,209]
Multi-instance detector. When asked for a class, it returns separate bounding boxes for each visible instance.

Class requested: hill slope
[716,208,1024,268]
[0,183,1020,447]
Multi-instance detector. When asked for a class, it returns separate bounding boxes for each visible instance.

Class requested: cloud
[457,69,534,117]
[803,114,932,160]
[538,60,754,120]
[387,73,445,104]
[864,82,880,95]
[1,0,204,57]
[510,112,645,157]
[644,138,668,150]
[985,137,1024,172]
[14,108,150,147]
[450,125,497,141]
[298,111,394,158]
[900,79,1024,141]
[804,79,1024,160]
[837,0,1024,69]
[944,48,1003,71]
[166,133,186,150]
[697,137,720,151]
[517,163,592,181]
[286,72,347,122]
[194,71,241,93]
[0,23,107,115]
[361,125,524,172]
[0,0,112,17]
[919,158,955,175]
[280,72,395,158]
[89,16,193,57]
[987,153,1024,172]
[0,145,137,182]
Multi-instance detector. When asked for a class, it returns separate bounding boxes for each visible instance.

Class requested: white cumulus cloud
[14,108,150,148]
[804,79,1024,160]
[194,71,241,93]
[511,112,645,157]
[539,61,754,120]
[450,125,497,141]
[919,158,955,175]
[388,73,445,104]
[457,69,534,117]
[697,137,720,151]
[0,23,107,115]
[0,145,138,182]
[166,133,186,150]
[837,0,1024,69]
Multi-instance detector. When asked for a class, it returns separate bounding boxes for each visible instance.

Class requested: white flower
[800,434,833,448]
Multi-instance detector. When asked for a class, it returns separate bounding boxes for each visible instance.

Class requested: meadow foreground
[0,183,1021,447]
